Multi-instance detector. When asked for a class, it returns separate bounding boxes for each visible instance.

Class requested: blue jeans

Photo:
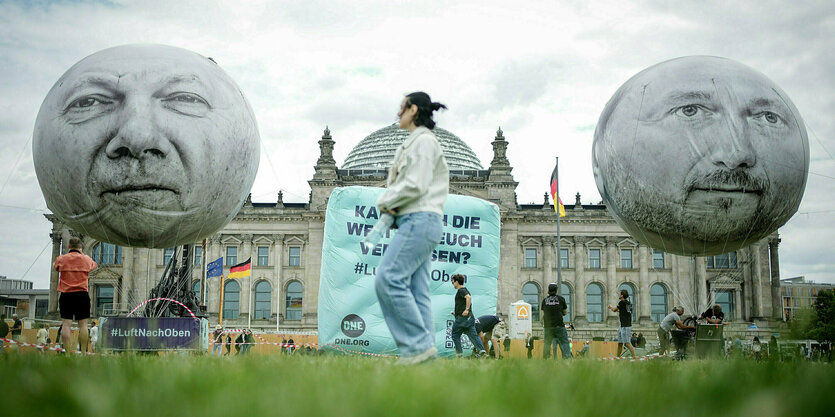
[375,212,442,357]
[544,327,572,359]
[451,314,485,355]
[212,342,223,357]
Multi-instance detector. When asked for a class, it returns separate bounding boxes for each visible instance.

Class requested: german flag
[550,163,566,217]
[228,258,252,279]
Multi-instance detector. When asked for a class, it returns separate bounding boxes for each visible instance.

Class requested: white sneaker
[396,346,438,365]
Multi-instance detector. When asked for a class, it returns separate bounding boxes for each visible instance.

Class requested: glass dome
[342,123,484,170]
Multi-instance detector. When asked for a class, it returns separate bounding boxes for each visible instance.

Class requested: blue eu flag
[207,257,223,278]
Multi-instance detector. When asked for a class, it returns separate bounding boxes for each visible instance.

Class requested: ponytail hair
[405,91,447,130]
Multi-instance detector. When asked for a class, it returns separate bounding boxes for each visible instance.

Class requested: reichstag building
[45,124,786,337]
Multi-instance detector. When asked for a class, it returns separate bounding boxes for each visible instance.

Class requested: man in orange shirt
[53,237,97,352]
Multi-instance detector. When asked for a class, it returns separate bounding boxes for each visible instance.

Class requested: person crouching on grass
[608,289,636,357]
[374,92,449,365]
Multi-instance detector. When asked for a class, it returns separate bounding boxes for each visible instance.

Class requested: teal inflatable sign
[318,186,500,357]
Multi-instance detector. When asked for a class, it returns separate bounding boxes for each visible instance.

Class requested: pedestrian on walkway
[450,274,486,358]
[53,237,98,353]
[212,325,224,357]
[89,321,99,353]
[374,92,449,365]
[608,289,636,357]
[541,283,571,359]
[525,331,535,359]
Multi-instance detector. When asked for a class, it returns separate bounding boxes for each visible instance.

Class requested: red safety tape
[597,353,664,361]
[1,338,97,355]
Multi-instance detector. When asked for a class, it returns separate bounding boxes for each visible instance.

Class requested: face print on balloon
[33,44,260,248]
[592,56,808,256]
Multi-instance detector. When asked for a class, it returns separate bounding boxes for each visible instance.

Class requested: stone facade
[45,127,785,336]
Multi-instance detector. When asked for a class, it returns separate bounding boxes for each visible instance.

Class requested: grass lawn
[2,353,832,417]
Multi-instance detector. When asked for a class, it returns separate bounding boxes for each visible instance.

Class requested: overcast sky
[1,0,833,290]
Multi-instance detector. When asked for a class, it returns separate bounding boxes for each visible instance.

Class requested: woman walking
[375,92,449,365]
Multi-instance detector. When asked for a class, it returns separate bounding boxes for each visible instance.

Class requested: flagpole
[201,239,207,305]
[219,274,225,326]
[247,274,252,329]
[556,157,562,291]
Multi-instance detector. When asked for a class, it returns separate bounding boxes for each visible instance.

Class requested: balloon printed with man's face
[33,44,260,248]
[592,56,808,256]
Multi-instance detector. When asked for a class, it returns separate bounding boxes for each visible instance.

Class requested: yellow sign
[517,305,530,319]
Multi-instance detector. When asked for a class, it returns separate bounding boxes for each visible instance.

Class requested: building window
[587,283,603,322]
[589,249,601,269]
[715,290,734,321]
[192,280,202,300]
[285,281,303,320]
[163,247,174,266]
[193,246,202,266]
[254,281,271,319]
[522,282,540,321]
[35,299,48,318]
[92,243,122,265]
[257,246,270,266]
[95,284,114,316]
[707,252,738,269]
[561,283,572,321]
[226,246,238,266]
[618,283,637,322]
[650,284,668,323]
[621,249,633,269]
[525,248,537,268]
[559,248,569,268]
[653,250,665,269]
[223,280,240,319]
[289,246,301,267]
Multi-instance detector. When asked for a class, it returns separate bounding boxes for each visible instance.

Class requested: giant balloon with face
[592,56,808,256]
[33,44,260,248]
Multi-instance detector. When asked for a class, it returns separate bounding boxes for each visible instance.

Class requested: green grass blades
[1,354,832,417]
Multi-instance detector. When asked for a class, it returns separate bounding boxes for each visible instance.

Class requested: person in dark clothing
[244,330,255,355]
[11,314,23,342]
[503,336,511,356]
[608,289,636,357]
[525,331,534,359]
[637,332,646,348]
[0,314,8,350]
[280,337,287,354]
[224,334,232,356]
[541,283,571,359]
[699,305,725,324]
[287,337,295,355]
[475,314,507,358]
[450,274,486,357]
[234,332,244,355]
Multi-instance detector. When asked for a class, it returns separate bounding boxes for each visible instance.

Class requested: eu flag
[207,257,223,278]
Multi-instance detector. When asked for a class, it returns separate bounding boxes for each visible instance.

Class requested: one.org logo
[341,314,366,338]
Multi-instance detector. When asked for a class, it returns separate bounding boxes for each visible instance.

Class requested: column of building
[741,247,756,320]
[273,234,284,323]
[605,236,618,324]
[121,247,134,310]
[752,242,764,318]
[695,257,707,313]
[769,238,782,320]
[207,235,222,318]
[573,236,586,323]
[638,244,651,323]
[541,237,553,290]
[240,234,253,320]
[48,230,62,314]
